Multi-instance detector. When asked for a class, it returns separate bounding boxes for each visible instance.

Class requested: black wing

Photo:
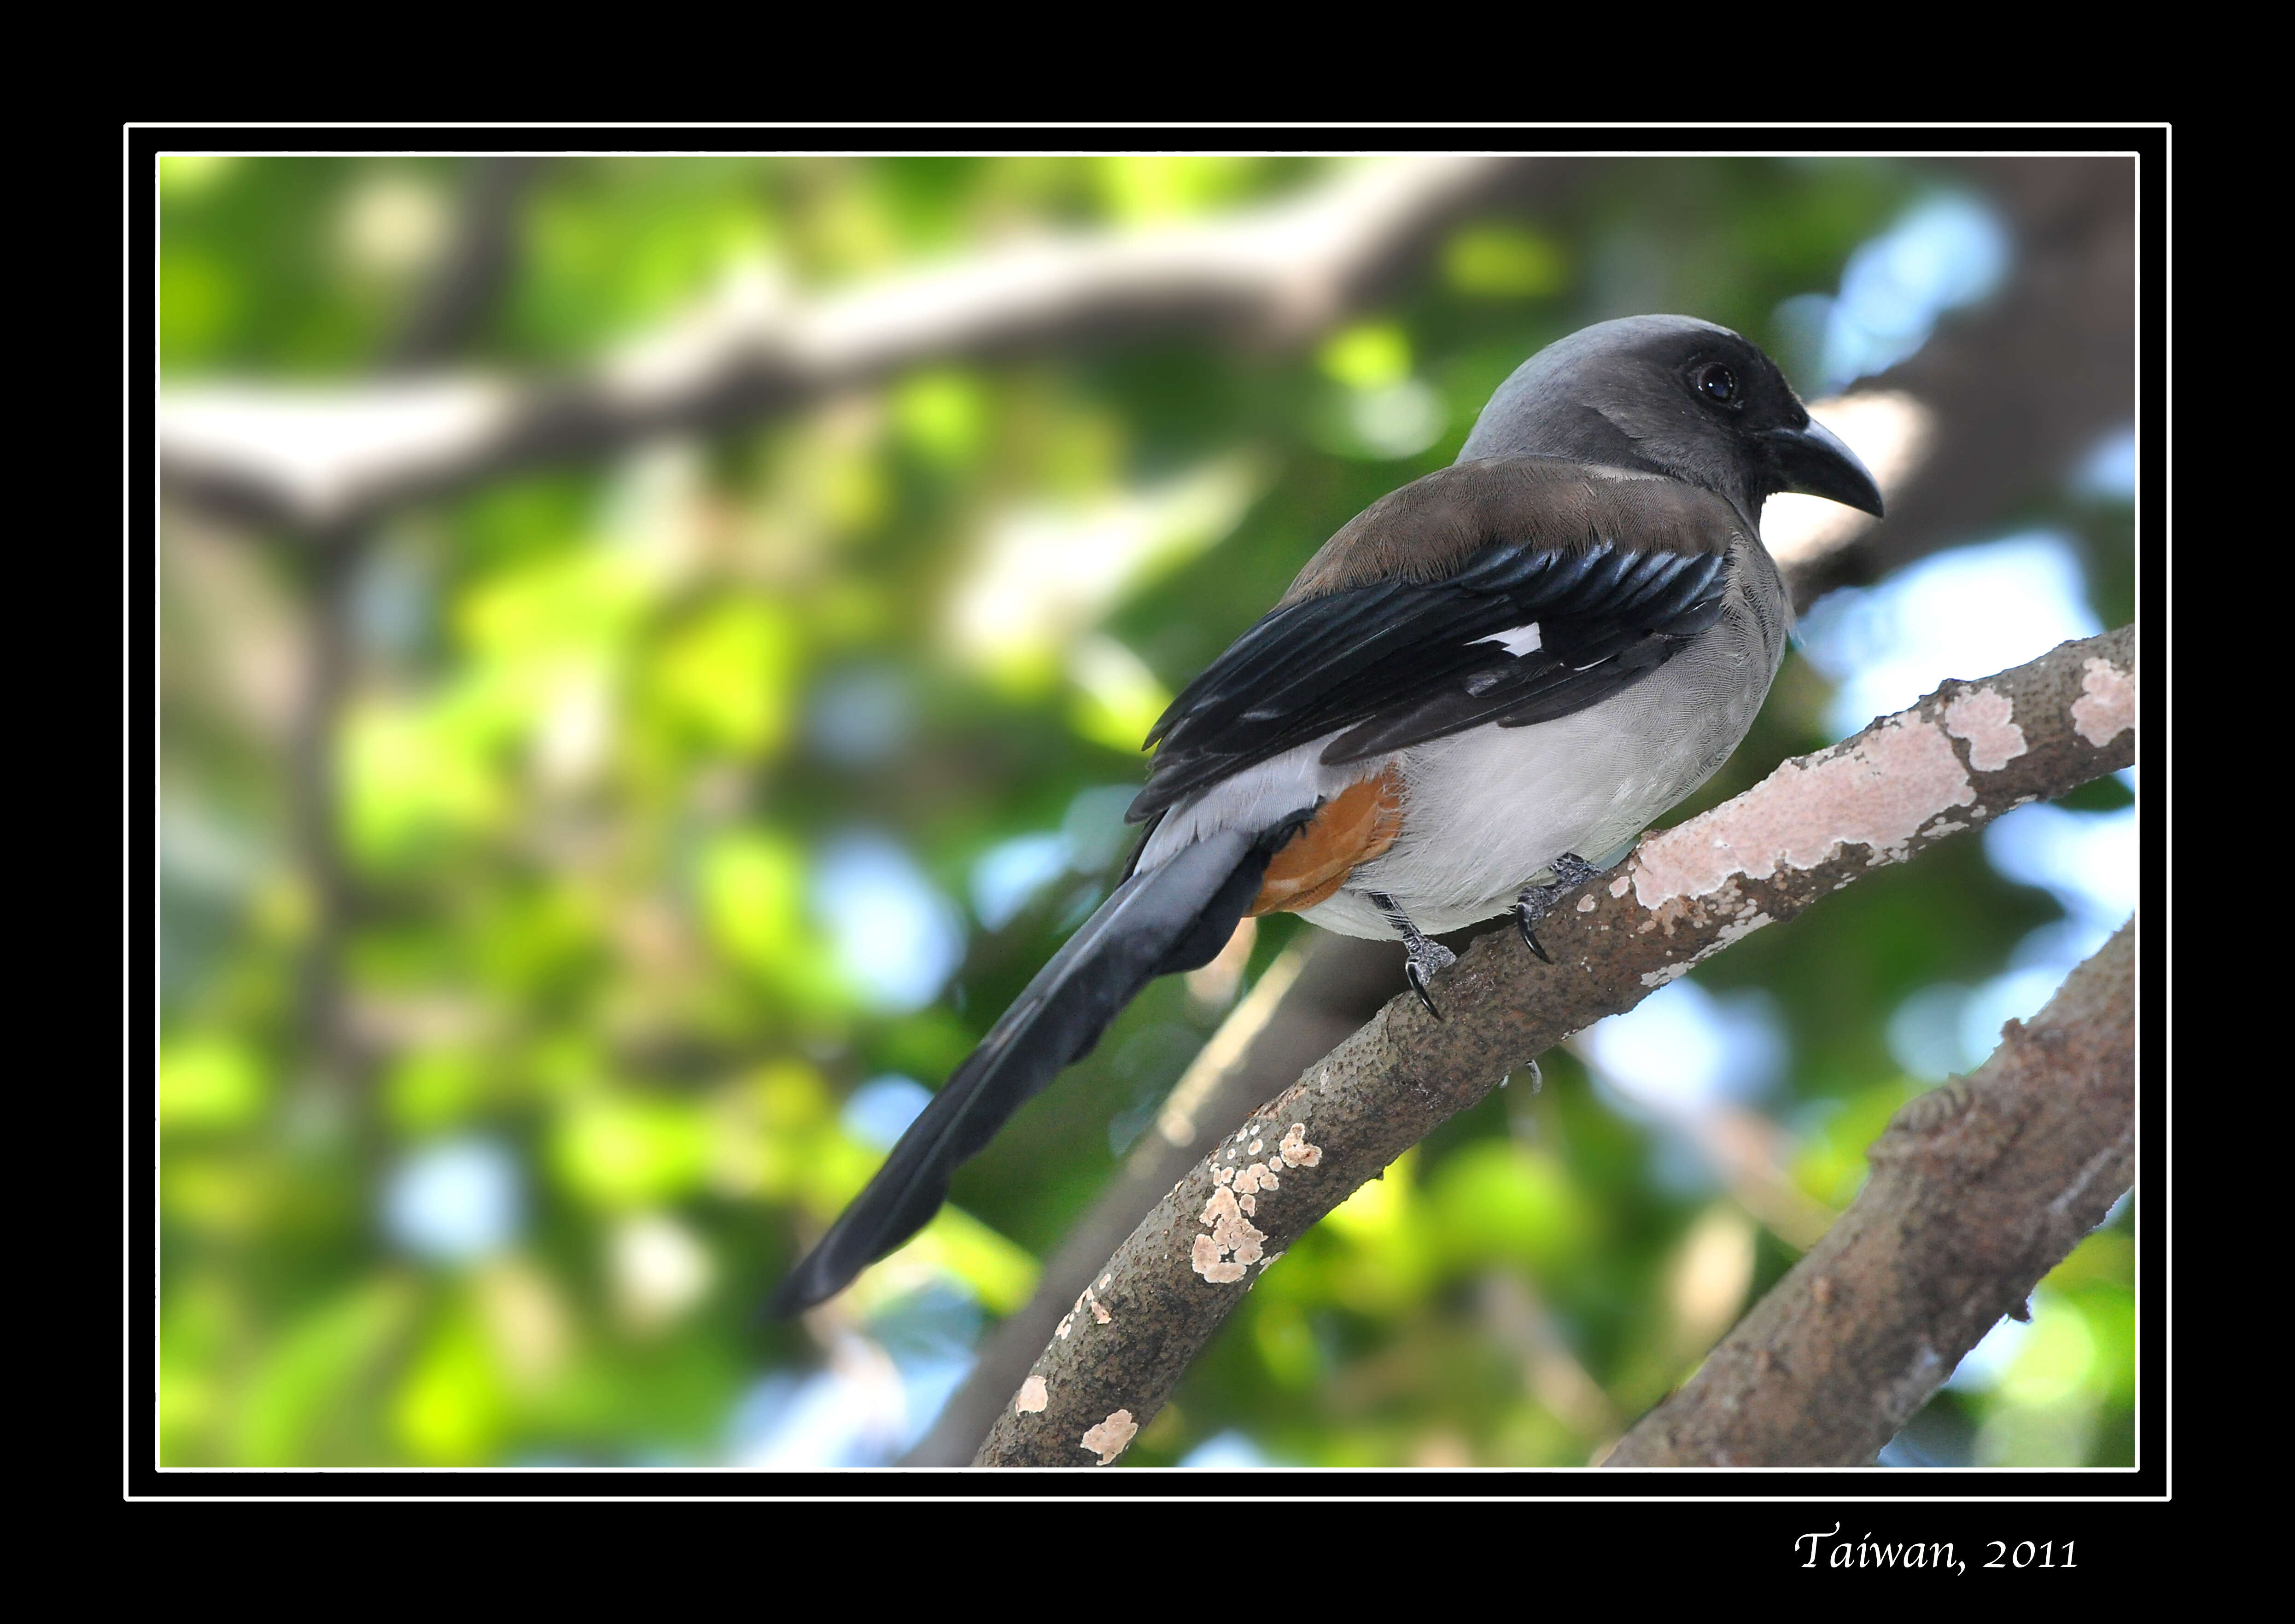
[1132,535,1731,823]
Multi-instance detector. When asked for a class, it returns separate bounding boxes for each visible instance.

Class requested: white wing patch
[1471,622,1544,658]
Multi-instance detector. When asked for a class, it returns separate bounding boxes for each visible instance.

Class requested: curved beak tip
[1768,418,1885,518]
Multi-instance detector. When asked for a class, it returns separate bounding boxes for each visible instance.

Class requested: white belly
[1304,616,1776,938]
[1138,543,1788,942]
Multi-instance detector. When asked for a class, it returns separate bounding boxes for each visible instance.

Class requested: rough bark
[972,624,2135,1466]
[913,377,2124,1462]
[1602,918,2134,1467]
[901,931,1406,1465]
[941,148,2137,1452]
[152,151,2136,1464]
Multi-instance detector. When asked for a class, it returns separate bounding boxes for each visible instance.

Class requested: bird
[766,314,1882,1315]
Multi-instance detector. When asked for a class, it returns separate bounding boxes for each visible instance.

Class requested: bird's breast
[1308,621,1775,937]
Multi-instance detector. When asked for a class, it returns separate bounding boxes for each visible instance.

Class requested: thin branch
[914,156,2131,1465]
[380,156,544,371]
[163,154,2130,598]
[972,623,2136,1466]
[286,154,549,1086]
[1602,917,2133,1467]
[162,156,1538,533]
[162,155,2132,1463]
[898,386,2061,1462]
[899,931,1405,1466]
[287,527,365,1089]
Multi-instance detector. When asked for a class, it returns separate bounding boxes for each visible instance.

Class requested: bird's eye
[1692,362,1739,406]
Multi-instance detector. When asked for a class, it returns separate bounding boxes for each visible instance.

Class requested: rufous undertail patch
[1249,765,1405,916]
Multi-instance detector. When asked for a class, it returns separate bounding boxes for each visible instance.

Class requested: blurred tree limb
[157,151,2135,1465]
[381,156,546,371]
[918,157,2134,1463]
[970,623,2136,1466]
[285,158,544,1091]
[286,525,364,1089]
[1602,915,2133,1467]
[162,155,2130,589]
[902,930,1408,1464]
[161,155,1540,533]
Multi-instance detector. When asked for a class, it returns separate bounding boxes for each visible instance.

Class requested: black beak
[1761,416,1885,516]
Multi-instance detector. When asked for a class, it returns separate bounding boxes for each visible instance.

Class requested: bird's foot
[1366,891,1454,1019]
[1402,939,1458,1020]
[1515,852,1602,964]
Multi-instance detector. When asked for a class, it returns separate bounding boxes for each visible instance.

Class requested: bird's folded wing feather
[1131,456,1747,822]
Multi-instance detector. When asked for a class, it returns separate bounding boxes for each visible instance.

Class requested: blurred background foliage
[158,153,2135,1469]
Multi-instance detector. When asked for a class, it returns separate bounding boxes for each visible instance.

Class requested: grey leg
[1365,890,1455,1019]
[1515,852,1602,964]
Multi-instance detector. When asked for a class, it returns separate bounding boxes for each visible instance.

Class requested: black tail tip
[760,1266,829,1322]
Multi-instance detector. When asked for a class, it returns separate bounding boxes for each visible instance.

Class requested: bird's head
[1458,315,1885,523]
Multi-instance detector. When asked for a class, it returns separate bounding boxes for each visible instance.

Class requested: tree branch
[901,388,2083,1462]
[971,623,2136,1466]
[161,156,1542,534]
[163,154,2131,598]
[286,526,366,1090]
[922,153,2135,1460]
[900,930,1406,1465]
[1601,917,2133,1467]
[380,155,544,371]
[918,156,2132,1463]
[163,154,2132,1463]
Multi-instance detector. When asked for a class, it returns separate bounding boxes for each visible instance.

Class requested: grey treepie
[768,314,1883,1315]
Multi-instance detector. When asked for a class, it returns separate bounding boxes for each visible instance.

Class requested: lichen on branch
[973,624,2136,1467]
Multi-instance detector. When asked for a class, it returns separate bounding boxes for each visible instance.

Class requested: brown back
[1278,456,1744,607]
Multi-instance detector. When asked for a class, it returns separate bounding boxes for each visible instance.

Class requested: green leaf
[161,1036,269,1129]
[1443,223,1569,298]
[392,1293,512,1465]
[1318,322,1413,390]
[648,599,800,757]
[1427,1140,1596,1276]
[551,1094,713,1209]
[234,1278,417,1466]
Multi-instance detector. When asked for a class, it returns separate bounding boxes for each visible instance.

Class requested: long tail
[765,823,1291,1316]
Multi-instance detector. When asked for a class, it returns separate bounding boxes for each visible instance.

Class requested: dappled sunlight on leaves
[158,153,2132,1468]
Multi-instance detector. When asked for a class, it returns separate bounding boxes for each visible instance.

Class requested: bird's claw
[1403,938,1456,1020]
[1516,852,1601,966]
[1366,889,1453,1020]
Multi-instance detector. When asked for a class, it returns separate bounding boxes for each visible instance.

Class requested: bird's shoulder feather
[1130,457,1752,825]
[1277,455,1739,604]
